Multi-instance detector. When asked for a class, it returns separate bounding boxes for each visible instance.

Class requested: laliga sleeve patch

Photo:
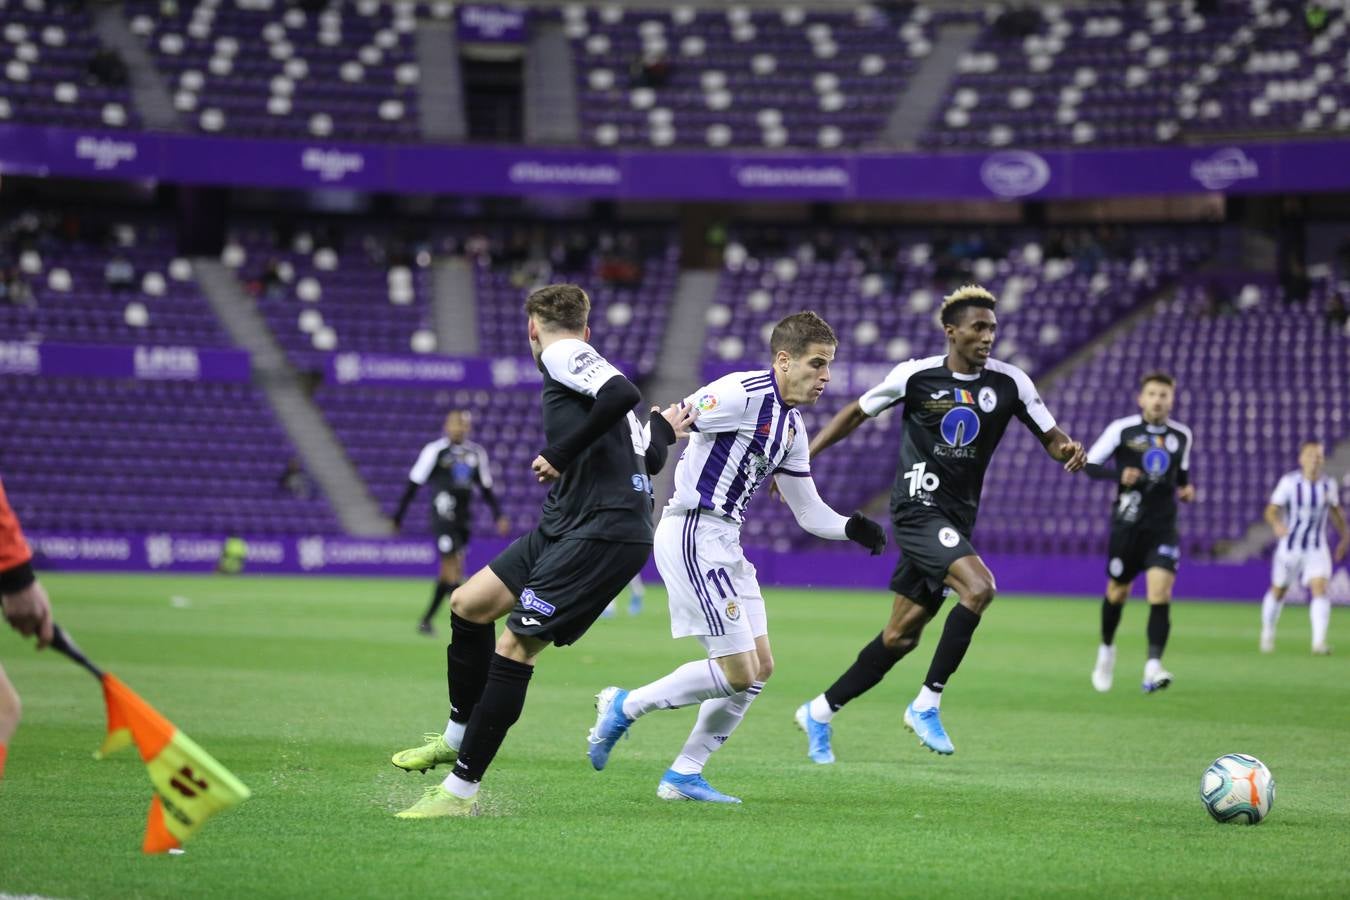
[697,393,719,412]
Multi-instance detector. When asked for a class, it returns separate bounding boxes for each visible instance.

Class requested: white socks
[808,694,834,723]
[622,659,735,720]
[912,685,941,711]
[442,773,479,798]
[1311,596,1330,648]
[671,682,764,776]
[1095,644,1116,668]
[1261,590,1283,634]
[443,718,466,751]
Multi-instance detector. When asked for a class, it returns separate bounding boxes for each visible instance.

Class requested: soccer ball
[1200,754,1274,824]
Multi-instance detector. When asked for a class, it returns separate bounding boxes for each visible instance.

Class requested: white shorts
[654,508,767,658]
[1271,544,1333,590]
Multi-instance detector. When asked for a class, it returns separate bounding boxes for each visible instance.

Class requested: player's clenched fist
[844,513,887,556]
[531,455,561,484]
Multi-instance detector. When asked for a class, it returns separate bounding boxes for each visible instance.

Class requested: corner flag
[53,625,252,853]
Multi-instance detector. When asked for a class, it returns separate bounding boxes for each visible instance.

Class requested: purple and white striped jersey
[666,370,810,524]
[1270,471,1341,552]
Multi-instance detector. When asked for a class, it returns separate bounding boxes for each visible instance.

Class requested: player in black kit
[1084,372,1195,694]
[393,410,510,635]
[390,284,696,818]
[793,286,1087,761]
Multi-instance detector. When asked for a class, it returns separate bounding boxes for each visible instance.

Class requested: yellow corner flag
[97,674,252,854]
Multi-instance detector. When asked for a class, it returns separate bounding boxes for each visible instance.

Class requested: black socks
[451,654,534,784]
[923,604,981,693]
[823,632,909,711]
[447,612,494,724]
[1101,598,1123,645]
[1147,603,1170,660]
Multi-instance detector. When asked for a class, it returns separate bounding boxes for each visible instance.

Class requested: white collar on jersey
[950,370,980,382]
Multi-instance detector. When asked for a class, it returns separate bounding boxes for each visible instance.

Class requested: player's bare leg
[1142,567,1175,692]
[418,551,465,635]
[1308,576,1332,655]
[1259,583,1287,653]
[392,565,513,775]
[1093,579,1131,692]
[798,594,933,764]
[901,555,995,755]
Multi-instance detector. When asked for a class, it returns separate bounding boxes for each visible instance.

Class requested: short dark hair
[1139,371,1175,390]
[1301,439,1324,452]
[770,311,837,358]
[524,283,590,332]
[940,285,997,326]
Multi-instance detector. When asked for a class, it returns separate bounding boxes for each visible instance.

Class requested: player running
[1,474,57,781]
[389,284,694,818]
[793,285,1086,762]
[586,311,886,802]
[392,410,509,635]
[1084,372,1195,693]
[1260,441,1348,655]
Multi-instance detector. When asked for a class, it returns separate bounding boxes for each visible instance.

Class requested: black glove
[844,512,886,556]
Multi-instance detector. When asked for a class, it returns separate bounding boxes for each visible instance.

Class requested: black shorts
[888,506,975,613]
[435,522,470,558]
[1106,525,1180,583]
[489,527,650,647]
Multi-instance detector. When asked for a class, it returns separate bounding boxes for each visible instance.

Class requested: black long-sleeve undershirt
[538,376,643,473]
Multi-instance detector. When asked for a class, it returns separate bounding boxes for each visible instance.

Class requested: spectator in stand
[104,252,136,294]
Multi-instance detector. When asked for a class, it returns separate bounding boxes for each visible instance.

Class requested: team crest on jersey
[978,386,997,413]
[697,393,719,412]
[725,601,741,621]
[1164,433,1180,453]
[745,450,774,483]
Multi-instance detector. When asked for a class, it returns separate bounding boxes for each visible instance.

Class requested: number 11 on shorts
[706,568,736,599]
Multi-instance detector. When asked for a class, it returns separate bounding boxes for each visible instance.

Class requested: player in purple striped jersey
[1260,441,1348,655]
[585,312,886,803]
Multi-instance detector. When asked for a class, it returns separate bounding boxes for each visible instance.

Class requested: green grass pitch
[1,573,1347,898]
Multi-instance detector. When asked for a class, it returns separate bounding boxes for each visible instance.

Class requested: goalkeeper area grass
[2,573,1347,898]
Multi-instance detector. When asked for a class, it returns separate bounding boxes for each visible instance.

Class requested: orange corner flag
[98,674,252,853]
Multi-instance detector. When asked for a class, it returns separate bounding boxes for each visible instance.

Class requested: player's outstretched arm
[774,474,886,554]
[1039,427,1087,472]
[642,403,697,476]
[533,376,643,482]
[391,481,419,529]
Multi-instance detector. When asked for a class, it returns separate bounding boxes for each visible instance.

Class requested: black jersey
[408,438,495,528]
[1086,415,1192,532]
[858,355,1058,532]
[536,337,654,544]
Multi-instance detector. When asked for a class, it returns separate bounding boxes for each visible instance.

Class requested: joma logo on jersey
[519,589,556,617]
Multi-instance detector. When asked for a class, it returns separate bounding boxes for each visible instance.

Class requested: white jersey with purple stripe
[1270,470,1340,553]
[666,370,811,525]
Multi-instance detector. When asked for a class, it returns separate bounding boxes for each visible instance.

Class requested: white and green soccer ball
[1200,753,1274,824]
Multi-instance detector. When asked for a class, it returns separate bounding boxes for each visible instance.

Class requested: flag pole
[50,624,106,680]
